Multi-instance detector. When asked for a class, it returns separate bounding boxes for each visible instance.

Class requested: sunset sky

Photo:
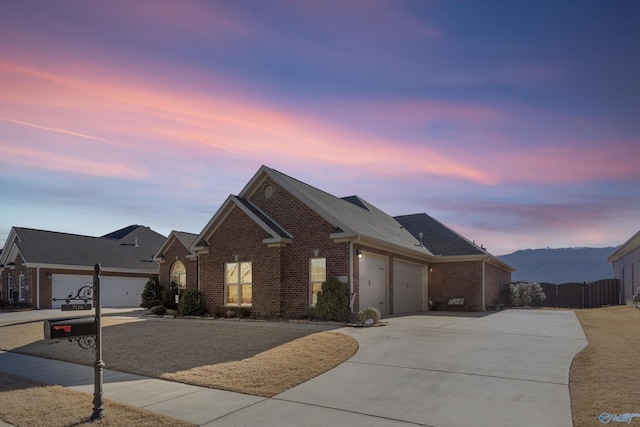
[1,1,638,255]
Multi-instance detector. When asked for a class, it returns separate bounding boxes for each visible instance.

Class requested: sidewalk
[0,351,264,426]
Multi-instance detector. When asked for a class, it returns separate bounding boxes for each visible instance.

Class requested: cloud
[0,143,147,179]
[0,117,122,147]
[1,56,497,186]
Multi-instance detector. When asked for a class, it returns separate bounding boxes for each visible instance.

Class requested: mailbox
[44,317,97,340]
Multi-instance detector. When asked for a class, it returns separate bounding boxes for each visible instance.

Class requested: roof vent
[134,237,139,248]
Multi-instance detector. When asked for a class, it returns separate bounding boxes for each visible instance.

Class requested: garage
[358,253,388,315]
[393,260,426,314]
[52,274,147,308]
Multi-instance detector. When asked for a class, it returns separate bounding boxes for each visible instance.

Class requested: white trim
[36,265,41,309]
[309,257,327,307]
[23,263,157,275]
[482,260,486,311]
[192,194,292,253]
[608,230,640,263]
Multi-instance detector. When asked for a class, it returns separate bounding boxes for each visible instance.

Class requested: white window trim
[171,261,187,289]
[225,261,252,307]
[18,273,25,302]
[309,257,326,307]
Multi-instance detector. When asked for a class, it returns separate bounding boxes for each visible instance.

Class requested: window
[310,258,326,306]
[18,274,25,302]
[170,261,187,289]
[225,262,252,306]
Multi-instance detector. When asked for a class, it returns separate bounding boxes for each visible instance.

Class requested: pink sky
[1,1,638,255]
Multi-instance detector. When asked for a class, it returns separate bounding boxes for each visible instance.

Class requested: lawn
[0,372,195,427]
[0,315,358,397]
[0,314,358,426]
[570,305,640,426]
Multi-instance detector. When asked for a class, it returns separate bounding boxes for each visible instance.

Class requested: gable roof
[238,166,432,257]
[101,225,142,240]
[608,229,640,263]
[0,226,165,273]
[193,194,292,250]
[154,230,199,260]
[394,213,485,256]
[395,213,515,271]
[194,165,515,271]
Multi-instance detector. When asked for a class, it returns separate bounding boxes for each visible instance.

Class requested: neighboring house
[0,225,165,309]
[608,230,640,305]
[154,230,198,293]
[188,165,514,318]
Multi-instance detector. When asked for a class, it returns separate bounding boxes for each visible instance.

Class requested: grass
[570,305,640,426]
[0,315,358,422]
[0,372,195,427]
[164,331,358,397]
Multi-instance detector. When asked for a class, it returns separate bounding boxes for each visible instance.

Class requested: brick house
[189,165,514,317]
[608,230,640,305]
[154,231,198,293]
[0,225,165,309]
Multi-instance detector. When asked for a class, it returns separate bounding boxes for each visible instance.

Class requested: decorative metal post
[91,263,105,420]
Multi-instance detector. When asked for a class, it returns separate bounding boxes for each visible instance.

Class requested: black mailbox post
[44,317,97,340]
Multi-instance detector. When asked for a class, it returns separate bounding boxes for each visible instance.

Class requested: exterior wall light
[356,249,363,259]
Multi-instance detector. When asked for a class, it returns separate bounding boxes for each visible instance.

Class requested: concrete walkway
[0,309,587,426]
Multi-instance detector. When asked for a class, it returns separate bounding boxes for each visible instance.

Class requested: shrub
[509,282,546,307]
[150,305,167,315]
[162,281,180,310]
[140,276,162,308]
[213,306,226,318]
[358,306,381,324]
[178,289,206,316]
[316,277,349,321]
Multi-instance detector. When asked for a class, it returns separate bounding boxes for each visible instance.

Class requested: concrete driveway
[213,309,587,427]
[0,309,587,427]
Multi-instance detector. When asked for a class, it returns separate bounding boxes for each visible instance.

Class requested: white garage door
[393,260,425,314]
[101,277,147,307]
[358,253,387,315]
[52,274,147,308]
[51,274,93,309]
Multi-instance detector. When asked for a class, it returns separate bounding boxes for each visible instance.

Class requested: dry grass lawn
[0,372,195,427]
[570,305,640,426]
[0,315,358,398]
[165,331,358,397]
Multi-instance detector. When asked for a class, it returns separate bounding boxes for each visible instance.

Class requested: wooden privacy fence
[540,279,620,308]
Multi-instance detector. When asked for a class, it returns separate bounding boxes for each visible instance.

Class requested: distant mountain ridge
[498,247,616,284]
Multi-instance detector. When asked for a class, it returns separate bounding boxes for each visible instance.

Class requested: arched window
[170,261,187,289]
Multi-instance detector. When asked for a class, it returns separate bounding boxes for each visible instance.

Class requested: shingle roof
[101,225,141,240]
[394,213,485,256]
[262,167,432,256]
[11,226,165,270]
[173,231,198,249]
[235,197,291,239]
